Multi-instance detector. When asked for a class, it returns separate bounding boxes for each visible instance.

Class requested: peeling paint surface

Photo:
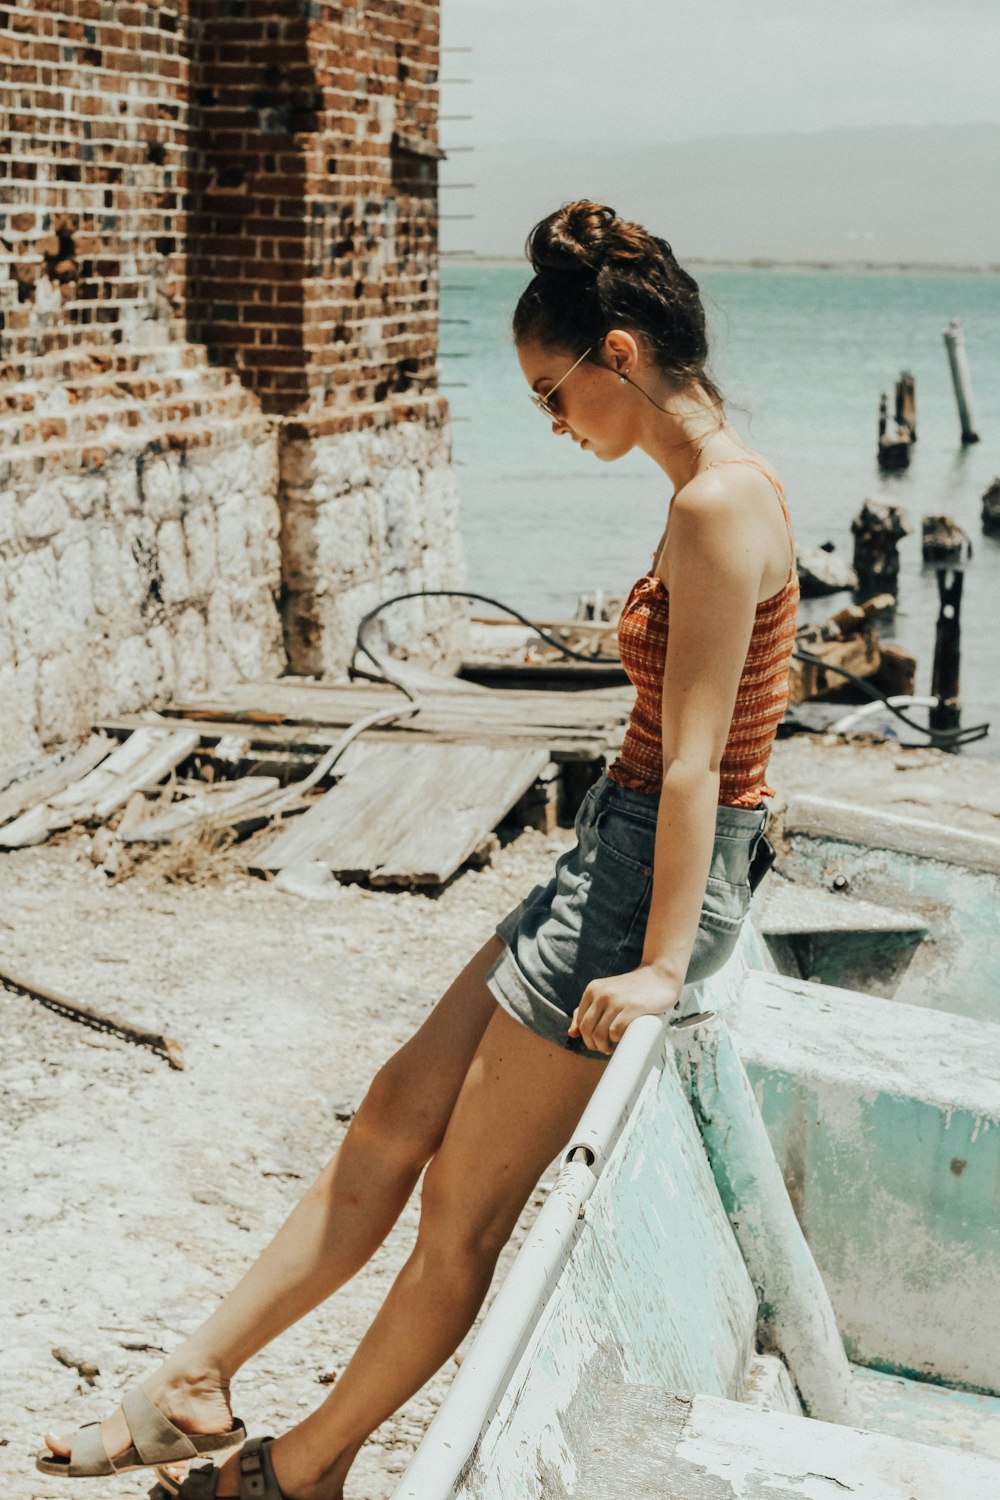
[572,1388,1000,1498]
[450,1054,757,1498]
[729,972,1000,1391]
[677,1394,1000,1498]
[783,833,1000,1020]
[852,1366,1000,1462]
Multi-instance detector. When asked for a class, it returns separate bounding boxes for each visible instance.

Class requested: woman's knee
[349,1052,448,1170]
[417,1152,522,1266]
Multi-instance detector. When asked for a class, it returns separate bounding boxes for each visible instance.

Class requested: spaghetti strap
[704,457,796,583]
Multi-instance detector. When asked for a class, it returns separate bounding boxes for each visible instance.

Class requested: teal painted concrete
[678,1019,858,1423]
[783,834,1000,1020]
[731,973,1000,1393]
[450,1051,758,1499]
[853,1366,1000,1462]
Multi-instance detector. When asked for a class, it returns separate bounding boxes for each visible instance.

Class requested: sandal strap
[178,1462,226,1500]
[70,1422,114,1477]
[238,1437,281,1500]
[122,1385,199,1466]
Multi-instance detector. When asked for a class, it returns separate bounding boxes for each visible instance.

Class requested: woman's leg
[233,1003,606,1500]
[45,937,506,1461]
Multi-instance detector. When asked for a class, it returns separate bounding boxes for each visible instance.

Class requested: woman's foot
[43,1363,236,1469]
[204,1431,360,1500]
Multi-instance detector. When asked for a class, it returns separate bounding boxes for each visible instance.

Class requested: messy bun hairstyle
[512,200,724,410]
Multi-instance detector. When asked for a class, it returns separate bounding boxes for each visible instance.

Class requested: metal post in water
[942,318,980,445]
[930,568,963,734]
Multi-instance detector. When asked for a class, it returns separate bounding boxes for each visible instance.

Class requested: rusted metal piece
[0,964,184,1070]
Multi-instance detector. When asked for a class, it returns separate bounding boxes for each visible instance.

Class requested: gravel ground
[3,732,997,1500]
[1,815,571,1500]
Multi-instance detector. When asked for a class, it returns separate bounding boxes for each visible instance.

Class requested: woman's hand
[569,963,683,1055]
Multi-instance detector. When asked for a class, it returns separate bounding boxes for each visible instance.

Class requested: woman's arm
[569,473,768,1054]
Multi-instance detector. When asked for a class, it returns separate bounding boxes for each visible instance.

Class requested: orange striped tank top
[608,458,800,807]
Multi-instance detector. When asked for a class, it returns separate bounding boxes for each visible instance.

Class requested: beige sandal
[36,1385,246,1479]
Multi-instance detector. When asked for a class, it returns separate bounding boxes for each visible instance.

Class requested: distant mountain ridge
[442,123,1000,267]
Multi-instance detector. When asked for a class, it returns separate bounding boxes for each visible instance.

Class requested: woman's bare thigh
[419,1004,606,1250]
[361,935,506,1159]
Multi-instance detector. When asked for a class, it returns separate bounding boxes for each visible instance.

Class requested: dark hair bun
[526,200,654,277]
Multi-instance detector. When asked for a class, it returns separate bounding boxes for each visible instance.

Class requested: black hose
[792,646,989,749]
[354,589,621,693]
[353,589,989,753]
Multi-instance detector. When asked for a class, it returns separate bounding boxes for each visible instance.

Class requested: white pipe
[391,1161,597,1500]
[391,1012,717,1499]
[943,317,980,444]
[830,695,936,735]
[562,1013,667,1170]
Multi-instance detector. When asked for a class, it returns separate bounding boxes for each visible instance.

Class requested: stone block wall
[0,1,464,790]
[281,398,462,676]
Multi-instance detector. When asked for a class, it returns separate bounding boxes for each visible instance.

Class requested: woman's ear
[602,328,641,377]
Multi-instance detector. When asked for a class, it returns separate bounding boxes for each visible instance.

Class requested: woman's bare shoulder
[658,458,783,597]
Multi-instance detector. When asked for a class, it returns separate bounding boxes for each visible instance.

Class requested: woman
[38,201,798,1500]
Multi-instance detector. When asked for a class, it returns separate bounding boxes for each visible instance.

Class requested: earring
[619,373,628,383]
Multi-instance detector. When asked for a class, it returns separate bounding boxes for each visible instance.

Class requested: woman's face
[516,337,637,462]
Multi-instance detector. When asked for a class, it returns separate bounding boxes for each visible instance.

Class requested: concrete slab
[730,970,1000,1391]
[573,1386,1000,1499]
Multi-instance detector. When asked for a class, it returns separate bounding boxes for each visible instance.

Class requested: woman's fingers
[575,983,617,1054]
[590,1007,617,1054]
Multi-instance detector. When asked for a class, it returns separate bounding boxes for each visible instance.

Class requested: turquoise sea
[441,264,1000,754]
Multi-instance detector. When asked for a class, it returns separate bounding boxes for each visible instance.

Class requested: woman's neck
[634,382,739,492]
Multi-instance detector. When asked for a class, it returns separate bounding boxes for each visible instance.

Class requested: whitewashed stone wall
[280,412,466,677]
[0,427,286,791]
[0,406,467,793]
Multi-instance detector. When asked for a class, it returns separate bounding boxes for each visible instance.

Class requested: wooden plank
[0,736,113,828]
[0,728,200,848]
[252,743,551,885]
[170,679,633,734]
[97,715,619,762]
[120,776,281,844]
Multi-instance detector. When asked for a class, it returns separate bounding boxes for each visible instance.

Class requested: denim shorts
[485,772,767,1062]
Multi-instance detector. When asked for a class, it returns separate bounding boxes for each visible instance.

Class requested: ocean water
[441,264,1000,754]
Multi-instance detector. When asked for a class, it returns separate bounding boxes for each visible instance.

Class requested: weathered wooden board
[252,742,550,885]
[170,678,633,735]
[120,776,281,844]
[0,728,200,848]
[0,735,113,829]
[788,633,880,706]
[97,714,621,762]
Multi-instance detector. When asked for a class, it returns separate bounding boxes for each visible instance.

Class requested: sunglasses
[530,345,593,420]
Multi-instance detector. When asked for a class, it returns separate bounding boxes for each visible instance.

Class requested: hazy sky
[440,1,1000,146]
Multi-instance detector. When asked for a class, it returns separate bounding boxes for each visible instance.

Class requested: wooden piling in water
[895,370,916,441]
[942,318,980,445]
[851,500,909,598]
[930,568,964,734]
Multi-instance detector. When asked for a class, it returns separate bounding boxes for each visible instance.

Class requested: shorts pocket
[592,804,655,874]
[686,876,749,982]
[701,874,750,925]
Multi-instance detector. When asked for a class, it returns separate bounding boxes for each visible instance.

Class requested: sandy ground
[3,732,998,1500]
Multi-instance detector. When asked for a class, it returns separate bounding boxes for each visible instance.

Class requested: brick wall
[0,0,464,789]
